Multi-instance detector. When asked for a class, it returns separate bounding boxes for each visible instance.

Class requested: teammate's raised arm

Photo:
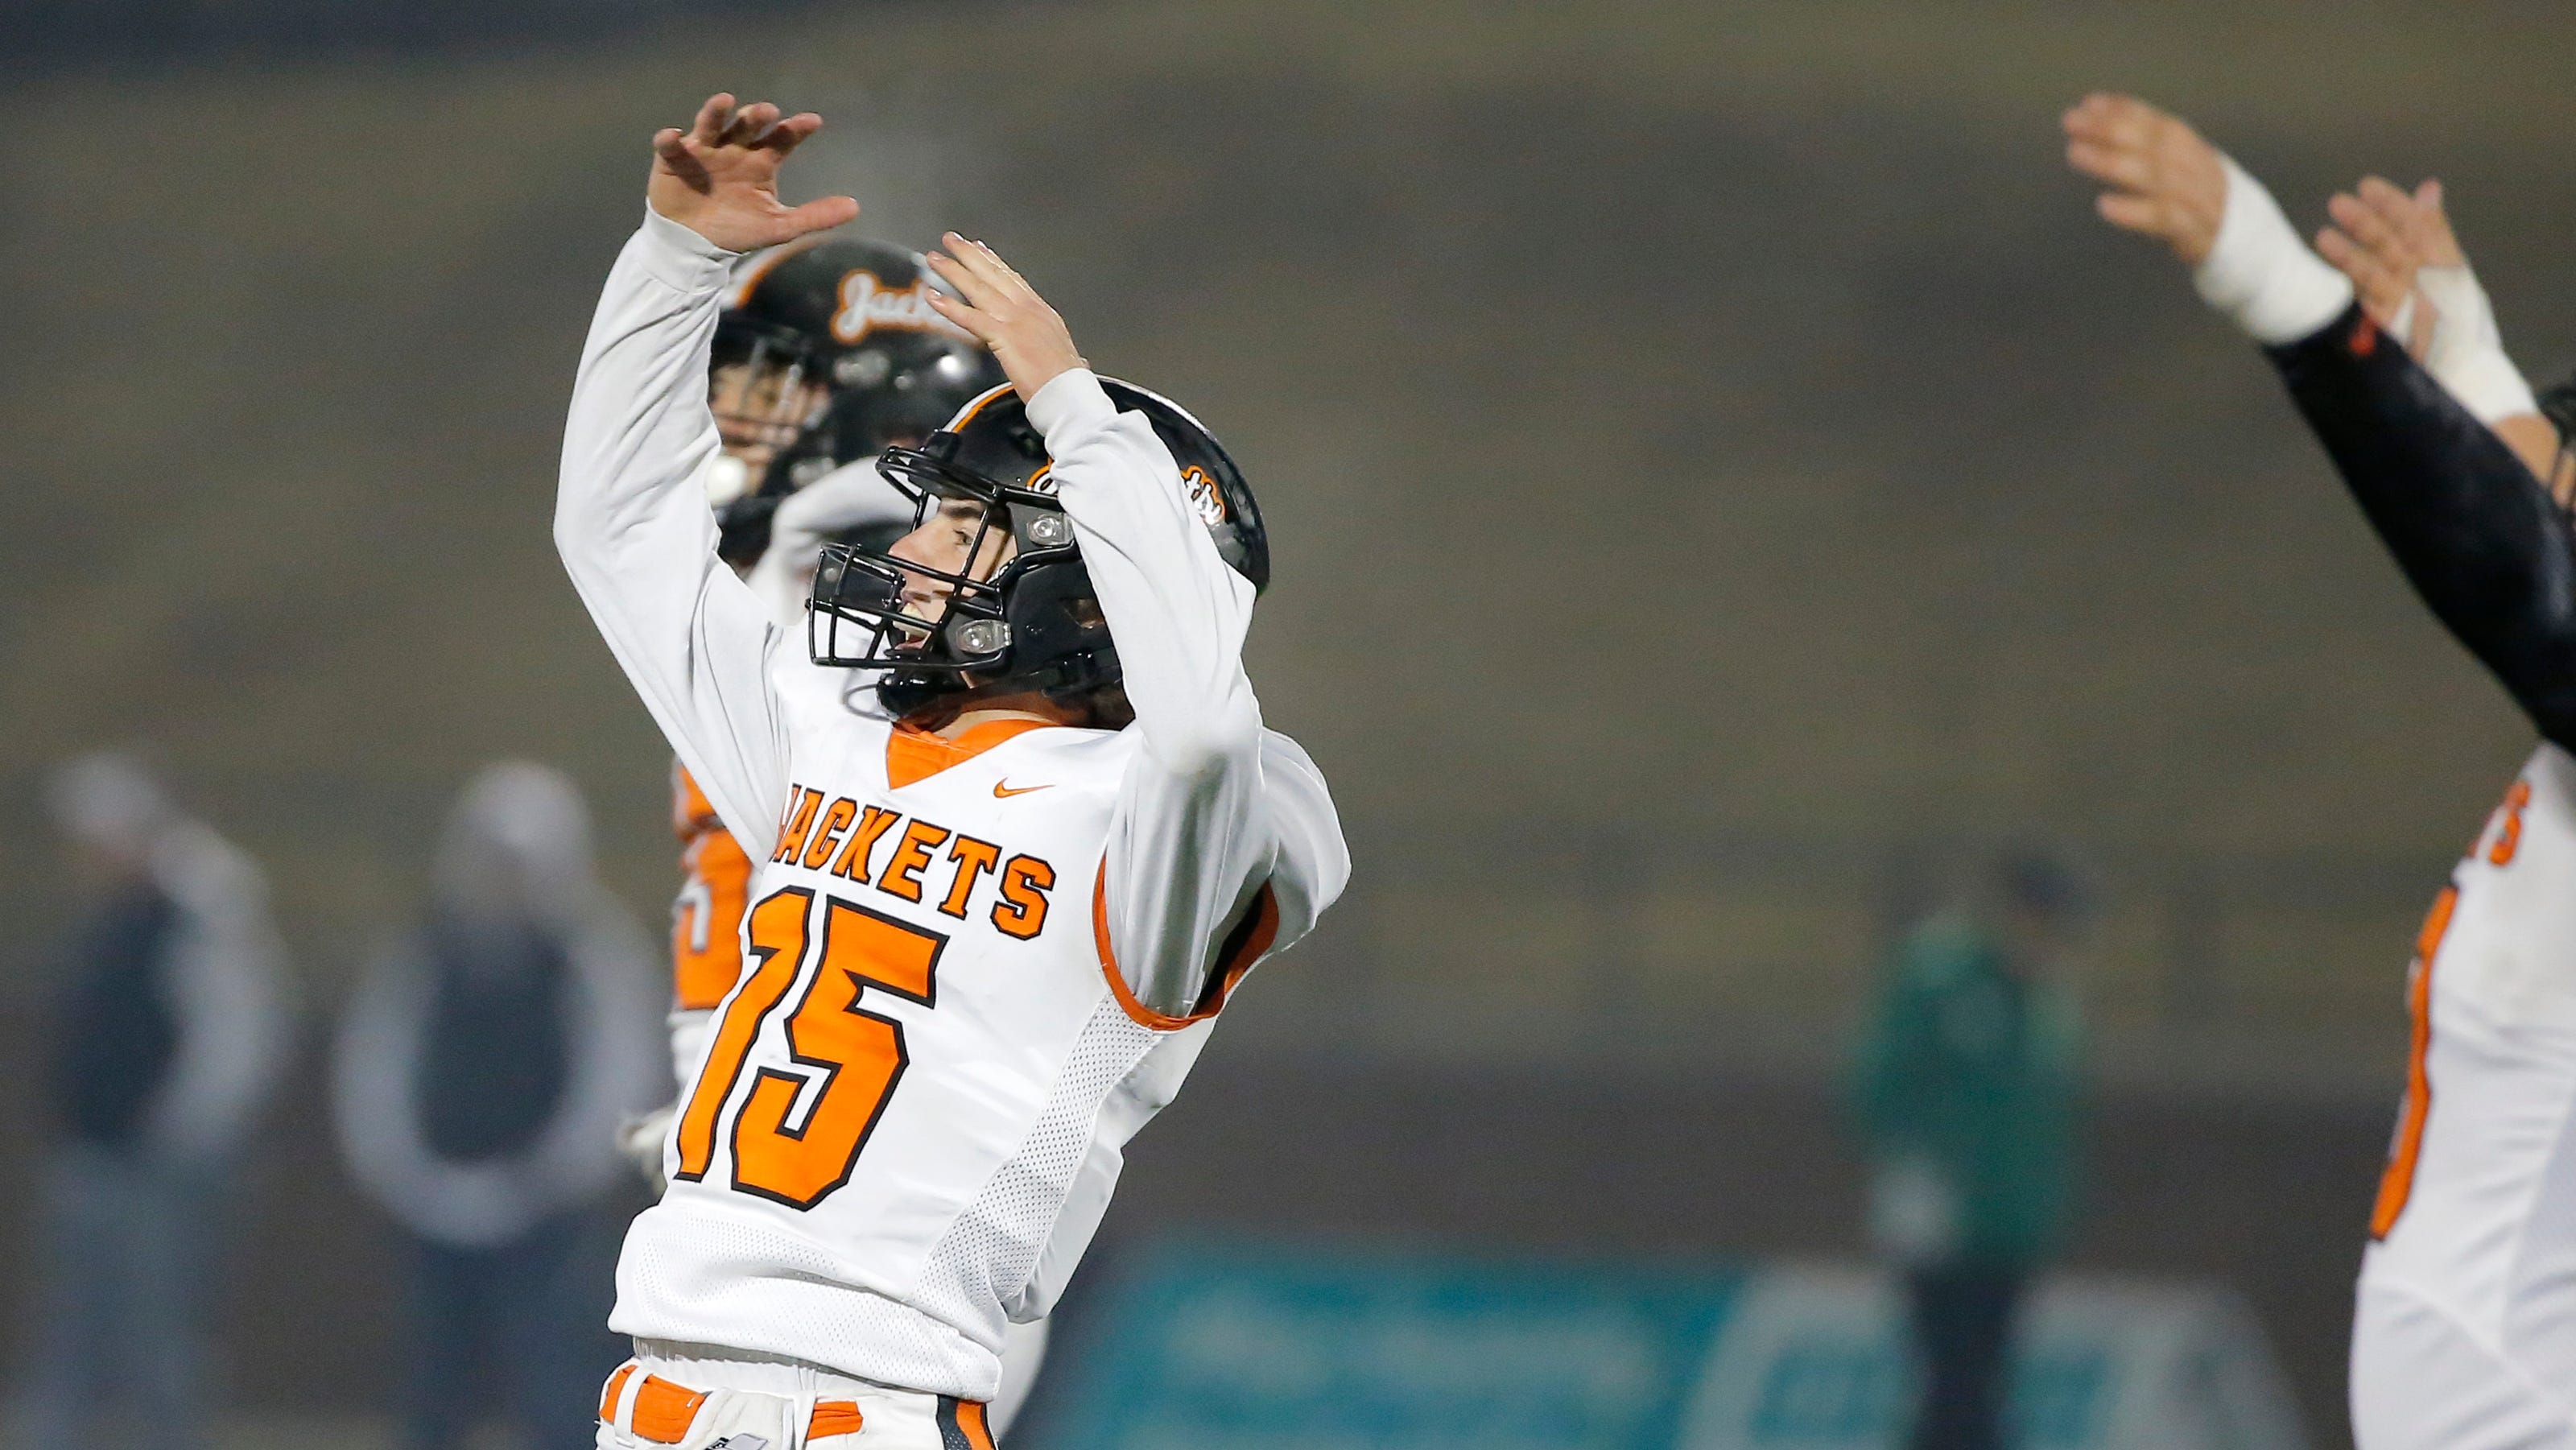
[2064,92,2352,345]
[555,93,856,849]
[2062,92,2227,267]
[2312,176,2561,489]
[2066,92,2576,750]
[2266,320,2576,750]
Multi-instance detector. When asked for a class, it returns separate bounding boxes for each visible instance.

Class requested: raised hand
[2315,176,2559,485]
[923,233,1087,403]
[2062,93,2227,266]
[649,93,860,253]
[2316,178,2461,356]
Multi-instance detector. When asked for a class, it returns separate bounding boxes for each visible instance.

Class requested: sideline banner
[1039,1242,2306,1450]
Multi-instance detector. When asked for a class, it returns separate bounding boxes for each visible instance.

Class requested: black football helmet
[808,380,1268,724]
[709,238,1005,565]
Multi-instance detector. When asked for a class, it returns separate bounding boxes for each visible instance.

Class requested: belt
[598,1361,996,1447]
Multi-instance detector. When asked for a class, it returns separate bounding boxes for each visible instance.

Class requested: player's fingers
[2380,184,2447,260]
[925,249,997,308]
[2060,101,2118,147]
[762,112,826,154]
[2413,178,2467,266]
[2062,135,2115,180]
[2062,95,2153,156]
[690,93,734,146]
[2356,175,2421,227]
[2094,191,2165,237]
[2407,293,2440,359]
[654,128,711,191]
[923,286,996,339]
[716,105,763,150]
[960,237,1036,297]
[2063,138,2127,183]
[2066,91,2133,131]
[2316,225,2406,316]
[2097,98,2163,152]
[724,101,782,147]
[780,195,861,235]
[2327,192,2412,271]
[935,233,1015,295]
[2355,176,2427,250]
[2066,139,2151,192]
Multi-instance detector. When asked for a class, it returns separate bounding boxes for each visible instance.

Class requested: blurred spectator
[1848,849,2090,1450]
[332,762,664,1450]
[9,754,292,1450]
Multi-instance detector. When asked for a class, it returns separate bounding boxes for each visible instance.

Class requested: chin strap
[879,643,1124,728]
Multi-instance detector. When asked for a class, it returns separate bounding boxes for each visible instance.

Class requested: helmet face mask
[806,378,1265,728]
[707,324,830,503]
[709,328,825,447]
[809,451,1103,720]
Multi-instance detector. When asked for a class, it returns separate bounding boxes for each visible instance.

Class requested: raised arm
[2268,325,2576,750]
[555,96,857,846]
[2312,176,2562,491]
[923,236,1349,1021]
[2066,93,2576,750]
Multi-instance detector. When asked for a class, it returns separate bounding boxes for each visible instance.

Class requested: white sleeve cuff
[2192,155,2354,346]
[634,206,741,293]
[2442,349,2541,425]
[1026,367,1117,443]
[2416,262,2540,423]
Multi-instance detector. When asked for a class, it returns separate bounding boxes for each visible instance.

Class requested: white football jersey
[2355,743,2576,1448]
[614,712,1321,1397]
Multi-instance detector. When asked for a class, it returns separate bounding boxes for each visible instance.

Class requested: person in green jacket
[1849,849,2089,1450]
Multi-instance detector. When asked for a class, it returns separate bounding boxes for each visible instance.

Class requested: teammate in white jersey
[2068,93,2576,1450]
[558,94,1348,1450]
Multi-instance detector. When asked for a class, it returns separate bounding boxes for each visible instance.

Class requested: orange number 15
[673,886,947,1209]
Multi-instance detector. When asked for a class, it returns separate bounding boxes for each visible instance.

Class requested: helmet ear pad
[1001,551,1121,705]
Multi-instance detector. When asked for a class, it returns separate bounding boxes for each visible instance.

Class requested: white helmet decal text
[833,271,973,344]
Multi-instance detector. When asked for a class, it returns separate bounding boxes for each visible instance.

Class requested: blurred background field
[2,0,2570,1444]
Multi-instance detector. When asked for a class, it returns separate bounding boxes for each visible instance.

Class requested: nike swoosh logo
[993,780,1053,799]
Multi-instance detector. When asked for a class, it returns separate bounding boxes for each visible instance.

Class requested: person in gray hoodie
[335,761,663,1450]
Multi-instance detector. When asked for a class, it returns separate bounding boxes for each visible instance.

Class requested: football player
[645,221,1055,1437]
[559,95,1347,1450]
[2067,93,2576,1450]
